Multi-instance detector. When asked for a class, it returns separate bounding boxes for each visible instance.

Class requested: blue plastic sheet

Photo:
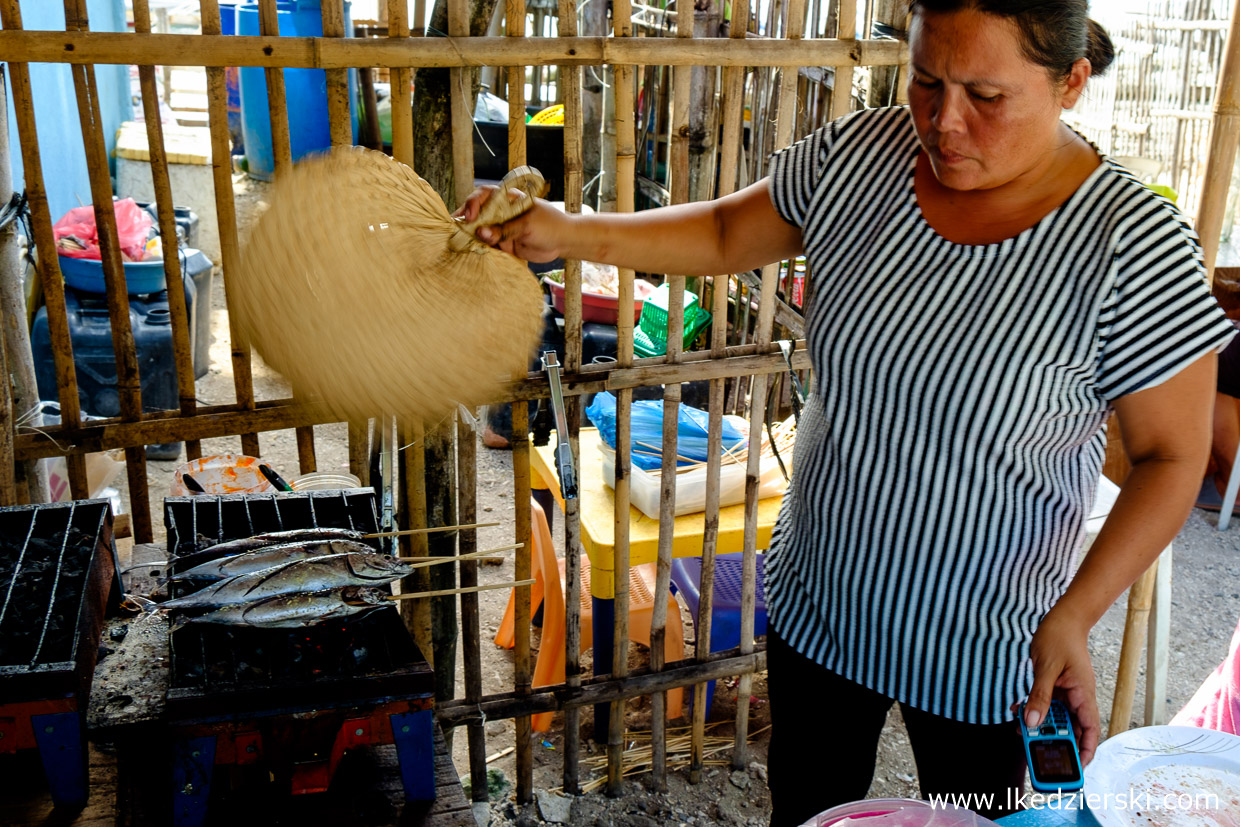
[585,391,746,471]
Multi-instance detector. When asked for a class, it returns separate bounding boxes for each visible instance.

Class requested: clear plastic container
[170,454,275,497]
[290,472,363,491]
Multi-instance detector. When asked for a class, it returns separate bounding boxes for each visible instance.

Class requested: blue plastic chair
[670,552,768,713]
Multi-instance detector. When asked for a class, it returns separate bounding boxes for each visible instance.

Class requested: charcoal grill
[162,490,435,827]
[0,499,115,809]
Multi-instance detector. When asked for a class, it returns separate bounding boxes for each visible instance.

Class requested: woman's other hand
[1025,607,1101,766]
[454,186,567,263]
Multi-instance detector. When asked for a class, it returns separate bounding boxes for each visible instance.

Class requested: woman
[461,0,1234,821]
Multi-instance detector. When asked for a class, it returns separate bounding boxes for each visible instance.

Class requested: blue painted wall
[3,0,131,223]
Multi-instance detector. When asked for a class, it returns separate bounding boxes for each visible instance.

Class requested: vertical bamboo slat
[1197,0,1240,281]
[457,416,488,806]
[320,1,353,148]
[732,0,807,768]
[133,0,201,463]
[503,0,535,807]
[0,307,14,503]
[317,0,368,482]
[388,0,414,167]
[65,0,154,543]
[0,0,89,500]
[692,0,751,783]
[400,417,433,658]
[258,0,317,471]
[201,0,261,459]
[644,2,695,791]
[831,0,857,119]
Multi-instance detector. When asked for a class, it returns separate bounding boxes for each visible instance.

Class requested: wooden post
[831,0,857,118]
[733,0,806,769]
[201,0,261,459]
[389,0,414,166]
[458,416,489,807]
[65,0,154,542]
[691,0,750,783]
[0,0,89,500]
[505,0,535,806]
[399,417,433,660]
[0,66,49,501]
[134,0,201,465]
[256,0,316,472]
[1109,561,1159,737]
[1197,0,1240,282]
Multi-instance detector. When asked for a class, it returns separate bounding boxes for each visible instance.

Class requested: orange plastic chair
[495,500,684,731]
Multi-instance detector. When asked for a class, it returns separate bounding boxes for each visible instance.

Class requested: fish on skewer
[173,585,390,629]
[170,539,379,581]
[186,527,366,557]
[161,552,413,611]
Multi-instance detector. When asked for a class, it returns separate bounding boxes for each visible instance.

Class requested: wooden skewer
[396,543,523,564]
[387,579,535,601]
[367,521,500,538]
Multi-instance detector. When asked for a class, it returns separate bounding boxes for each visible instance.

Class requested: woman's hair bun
[1086,18,1115,77]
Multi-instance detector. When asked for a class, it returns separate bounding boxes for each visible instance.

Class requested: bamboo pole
[457,415,489,806]
[512,398,534,804]
[603,0,637,799]
[732,0,806,769]
[0,31,908,70]
[644,2,696,791]
[1197,0,1240,282]
[257,0,317,471]
[553,0,588,798]
[320,0,353,148]
[0,293,14,503]
[11,345,815,462]
[0,1,88,500]
[201,0,260,459]
[65,0,154,542]
[692,0,751,784]
[1109,561,1159,737]
[399,417,433,661]
[437,645,769,726]
[831,0,857,118]
[133,0,201,464]
[389,0,414,166]
[318,1,369,484]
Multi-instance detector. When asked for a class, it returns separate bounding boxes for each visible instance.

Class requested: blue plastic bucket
[237,1,357,180]
[59,255,168,295]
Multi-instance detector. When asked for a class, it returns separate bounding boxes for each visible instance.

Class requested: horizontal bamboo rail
[0,31,905,69]
[436,645,768,727]
[13,346,814,460]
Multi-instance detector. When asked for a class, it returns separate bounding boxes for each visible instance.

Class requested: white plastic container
[598,436,788,519]
[290,472,364,492]
[800,799,994,827]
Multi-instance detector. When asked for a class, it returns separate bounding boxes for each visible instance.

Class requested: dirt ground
[115,172,1240,827]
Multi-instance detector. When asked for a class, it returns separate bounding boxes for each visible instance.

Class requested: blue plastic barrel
[237,1,357,180]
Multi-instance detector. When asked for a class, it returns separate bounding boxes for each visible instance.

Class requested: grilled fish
[171,539,378,581]
[161,552,413,611]
[176,585,390,628]
[187,527,366,557]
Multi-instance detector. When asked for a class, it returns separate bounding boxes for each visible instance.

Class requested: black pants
[767,629,1026,826]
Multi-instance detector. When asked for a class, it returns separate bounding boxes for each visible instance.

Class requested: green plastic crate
[633,283,712,357]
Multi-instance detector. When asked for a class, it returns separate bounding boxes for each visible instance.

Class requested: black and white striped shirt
[764,106,1234,725]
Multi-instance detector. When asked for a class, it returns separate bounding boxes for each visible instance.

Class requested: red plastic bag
[53,198,153,262]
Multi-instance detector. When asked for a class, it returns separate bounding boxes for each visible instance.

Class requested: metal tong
[541,351,577,500]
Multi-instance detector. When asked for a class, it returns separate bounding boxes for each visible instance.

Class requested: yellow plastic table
[530,429,783,600]
[533,429,783,736]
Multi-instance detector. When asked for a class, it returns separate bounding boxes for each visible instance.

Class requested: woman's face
[907,8,1090,192]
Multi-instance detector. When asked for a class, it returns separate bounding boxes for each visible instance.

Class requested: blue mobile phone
[1018,699,1084,793]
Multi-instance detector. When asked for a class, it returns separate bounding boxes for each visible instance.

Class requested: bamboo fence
[0,0,1228,807]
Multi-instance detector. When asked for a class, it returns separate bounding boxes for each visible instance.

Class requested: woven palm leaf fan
[230,148,547,423]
